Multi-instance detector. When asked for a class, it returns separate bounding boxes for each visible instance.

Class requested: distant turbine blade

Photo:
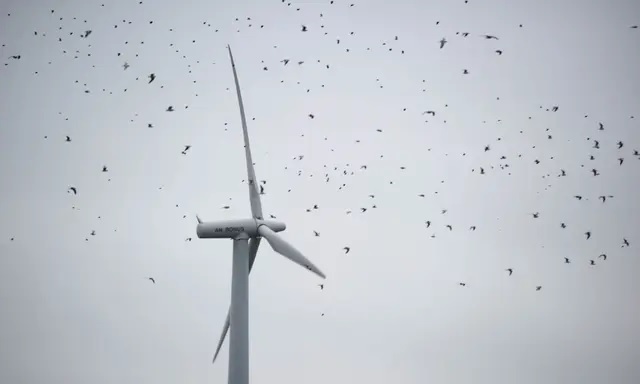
[227,45,263,220]
[257,225,326,279]
[212,237,262,364]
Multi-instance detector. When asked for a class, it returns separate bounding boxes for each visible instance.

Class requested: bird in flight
[505,268,513,276]
[536,286,542,291]
[495,50,503,55]
[65,135,71,142]
[102,165,108,172]
[585,231,591,240]
[343,247,350,254]
[459,282,466,287]
[564,257,570,263]
[123,62,130,70]
[182,145,191,155]
[313,231,320,237]
[148,73,156,83]
[482,34,499,40]
[68,187,77,195]
[598,254,607,261]
[148,277,155,284]
[439,37,447,49]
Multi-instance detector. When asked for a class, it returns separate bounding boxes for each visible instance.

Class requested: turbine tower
[196,45,326,384]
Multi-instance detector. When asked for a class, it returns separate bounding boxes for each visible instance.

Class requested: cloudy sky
[1,0,639,383]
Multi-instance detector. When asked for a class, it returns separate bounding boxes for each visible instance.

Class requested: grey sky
[1,0,639,383]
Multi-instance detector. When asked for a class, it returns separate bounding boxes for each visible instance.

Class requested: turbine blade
[227,45,264,220]
[212,237,261,364]
[257,225,326,279]
[248,237,262,271]
[212,312,230,363]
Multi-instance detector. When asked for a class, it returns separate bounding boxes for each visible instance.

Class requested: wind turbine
[196,45,326,384]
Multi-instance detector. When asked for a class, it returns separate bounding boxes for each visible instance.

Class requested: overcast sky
[1,0,640,383]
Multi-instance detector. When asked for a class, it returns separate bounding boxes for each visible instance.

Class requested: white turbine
[196,45,326,384]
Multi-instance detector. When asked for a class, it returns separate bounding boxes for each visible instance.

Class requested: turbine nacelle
[197,218,286,239]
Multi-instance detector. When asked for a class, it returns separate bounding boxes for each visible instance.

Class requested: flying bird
[148,277,155,284]
[148,73,156,83]
[182,145,191,154]
[536,286,542,291]
[598,254,607,261]
[564,257,570,263]
[65,135,71,142]
[123,62,130,70]
[505,268,513,276]
[102,165,108,172]
[482,34,499,40]
[495,50,503,55]
[585,231,591,240]
[343,247,350,254]
[439,38,447,49]
[68,187,77,195]
[313,231,320,237]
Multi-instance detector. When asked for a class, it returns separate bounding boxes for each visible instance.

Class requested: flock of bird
[1,1,638,313]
